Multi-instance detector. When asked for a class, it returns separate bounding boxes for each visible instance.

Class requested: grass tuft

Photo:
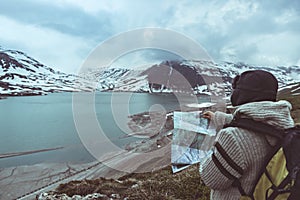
[55,165,210,200]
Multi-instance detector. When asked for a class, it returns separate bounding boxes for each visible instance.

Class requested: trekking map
[171,111,216,173]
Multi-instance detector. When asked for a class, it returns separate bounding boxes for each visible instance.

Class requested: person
[199,70,295,199]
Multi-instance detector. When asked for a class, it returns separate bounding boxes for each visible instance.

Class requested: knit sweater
[199,100,294,200]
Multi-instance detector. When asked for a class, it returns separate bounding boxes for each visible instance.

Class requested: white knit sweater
[199,100,294,200]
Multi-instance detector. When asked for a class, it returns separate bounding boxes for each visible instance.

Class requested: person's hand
[202,111,215,120]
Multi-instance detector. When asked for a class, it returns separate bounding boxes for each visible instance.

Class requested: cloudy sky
[0,0,300,73]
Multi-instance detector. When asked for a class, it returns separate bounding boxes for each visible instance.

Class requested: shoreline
[0,110,174,200]
[0,147,64,159]
[0,145,170,200]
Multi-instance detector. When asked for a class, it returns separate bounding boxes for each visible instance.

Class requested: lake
[0,92,210,168]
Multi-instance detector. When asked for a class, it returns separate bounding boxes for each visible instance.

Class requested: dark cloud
[187,1,300,65]
[1,0,300,72]
[0,0,113,39]
[260,0,300,13]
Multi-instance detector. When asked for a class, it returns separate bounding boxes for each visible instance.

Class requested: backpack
[222,117,300,200]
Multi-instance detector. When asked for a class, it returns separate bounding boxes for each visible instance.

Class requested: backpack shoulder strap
[211,143,247,196]
[224,117,285,140]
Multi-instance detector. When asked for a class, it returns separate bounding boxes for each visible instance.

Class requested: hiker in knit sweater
[199,70,295,200]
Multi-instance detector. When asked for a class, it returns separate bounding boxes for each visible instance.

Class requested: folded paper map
[171,111,216,173]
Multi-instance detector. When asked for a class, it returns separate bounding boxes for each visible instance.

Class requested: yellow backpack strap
[254,147,290,200]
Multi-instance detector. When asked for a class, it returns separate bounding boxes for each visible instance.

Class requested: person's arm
[199,127,247,190]
[203,111,233,132]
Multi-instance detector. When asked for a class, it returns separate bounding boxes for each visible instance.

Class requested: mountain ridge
[0,49,94,96]
[1,48,299,97]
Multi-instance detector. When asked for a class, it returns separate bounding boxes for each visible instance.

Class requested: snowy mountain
[95,60,300,96]
[185,60,300,95]
[82,67,149,92]
[1,48,299,97]
[0,49,94,96]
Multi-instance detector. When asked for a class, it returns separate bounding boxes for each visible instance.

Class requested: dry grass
[55,165,210,200]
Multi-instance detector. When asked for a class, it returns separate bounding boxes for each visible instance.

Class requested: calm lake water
[0,92,210,168]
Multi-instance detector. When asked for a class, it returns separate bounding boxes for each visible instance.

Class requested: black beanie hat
[230,70,278,106]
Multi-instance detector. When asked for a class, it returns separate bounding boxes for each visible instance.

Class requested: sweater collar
[233,100,294,129]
